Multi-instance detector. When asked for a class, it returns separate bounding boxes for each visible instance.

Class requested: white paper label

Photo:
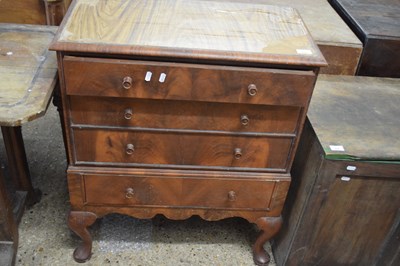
[329,145,345,152]
[341,176,351,182]
[346,166,357,171]
[296,49,312,55]
[159,73,167,83]
[145,71,152,82]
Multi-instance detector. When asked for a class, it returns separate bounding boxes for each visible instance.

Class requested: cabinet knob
[124,108,133,120]
[126,143,135,155]
[248,84,257,96]
[240,114,249,126]
[234,148,242,159]
[122,76,133,89]
[228,191,236,201]
[125,187,134,198]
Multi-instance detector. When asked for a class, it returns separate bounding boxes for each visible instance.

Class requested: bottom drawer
[83,174,283,210]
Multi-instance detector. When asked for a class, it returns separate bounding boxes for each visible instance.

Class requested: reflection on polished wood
[52,0,325,67]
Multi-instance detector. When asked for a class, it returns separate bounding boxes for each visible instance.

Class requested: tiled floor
[0,105,275,266]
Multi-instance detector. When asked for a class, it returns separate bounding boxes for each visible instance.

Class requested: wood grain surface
[63,56,316,106]
[309,75,400,161]
[83,174,276,210]
[330,0,400,39]
[0,0,47,25]
[67,166,291,220]
[72,129,293,170]
[69,96,301,134]
[330,0,400,77]
[0,24,58,126]
[274,120,400,265]
[51,0,326,67]
[216,0,362,75]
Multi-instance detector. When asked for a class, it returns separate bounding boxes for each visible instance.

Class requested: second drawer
[69,96,301,134]
[72,129,293,171]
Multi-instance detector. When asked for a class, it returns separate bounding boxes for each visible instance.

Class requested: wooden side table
[0,23,58,265]
[329,0,400,78]
[273,75,400,265]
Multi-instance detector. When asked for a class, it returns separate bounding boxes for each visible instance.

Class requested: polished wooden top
[51,0,326,67]
[0,24,58,126]
[309,75,400,162]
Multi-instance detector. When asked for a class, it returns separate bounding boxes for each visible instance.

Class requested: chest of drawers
[50,0,326,264]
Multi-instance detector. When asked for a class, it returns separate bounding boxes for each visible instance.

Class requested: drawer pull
[124,108,133,120]
[126,144,135,155]
[125,188,134,199]
[234,148,242,159]
[240,114,249,126]
[228,191,236,201]
[248,84,258,96]
[122,76,133,89]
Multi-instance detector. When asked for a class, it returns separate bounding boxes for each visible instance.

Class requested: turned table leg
[68,211,97,263]
[1,126,41,206]
[253,216,283,266]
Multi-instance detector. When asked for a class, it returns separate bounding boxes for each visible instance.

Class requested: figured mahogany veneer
[69,96,301,133]
[64,57,316,106]
[73,129,293,170]
[50,0,325,264]
[83,174,282,210]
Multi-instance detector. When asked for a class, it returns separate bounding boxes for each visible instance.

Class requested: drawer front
[83,174,281,210]
[64,56,316,106]
[73,129,293,170]
[69,96,301,134]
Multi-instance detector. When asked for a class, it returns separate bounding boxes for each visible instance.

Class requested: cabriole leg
[68,211,97,263]
[253,216,282,266]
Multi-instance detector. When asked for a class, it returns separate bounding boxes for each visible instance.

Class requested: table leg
[0,168,18,266]
[1,126,41,206]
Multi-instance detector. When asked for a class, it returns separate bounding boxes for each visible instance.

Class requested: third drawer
[72,129,294,171]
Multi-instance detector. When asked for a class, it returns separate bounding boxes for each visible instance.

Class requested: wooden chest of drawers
[51,0,326,264]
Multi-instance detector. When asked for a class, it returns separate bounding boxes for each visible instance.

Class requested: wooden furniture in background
[51,0,326,264]
[219,0,362,75]
[273,75,400,265]
[0,169,19,266]
[330,0,400,78]
[0,0,70,26]
[0,23,58,266]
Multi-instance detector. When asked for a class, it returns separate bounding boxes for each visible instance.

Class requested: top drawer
[63,56,316,106]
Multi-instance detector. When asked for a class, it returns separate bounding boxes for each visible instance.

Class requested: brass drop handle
[248,84,258,96]
[125,187,134,198]
[124,108,133,120]
[228,191,236,201]
[122,76,133,89]
[126,143,135,155]
[234,148,242,159]
[240,114,249,126]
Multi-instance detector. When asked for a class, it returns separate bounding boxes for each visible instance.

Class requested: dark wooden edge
[67,165,291,180]
[328,0,367,43]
